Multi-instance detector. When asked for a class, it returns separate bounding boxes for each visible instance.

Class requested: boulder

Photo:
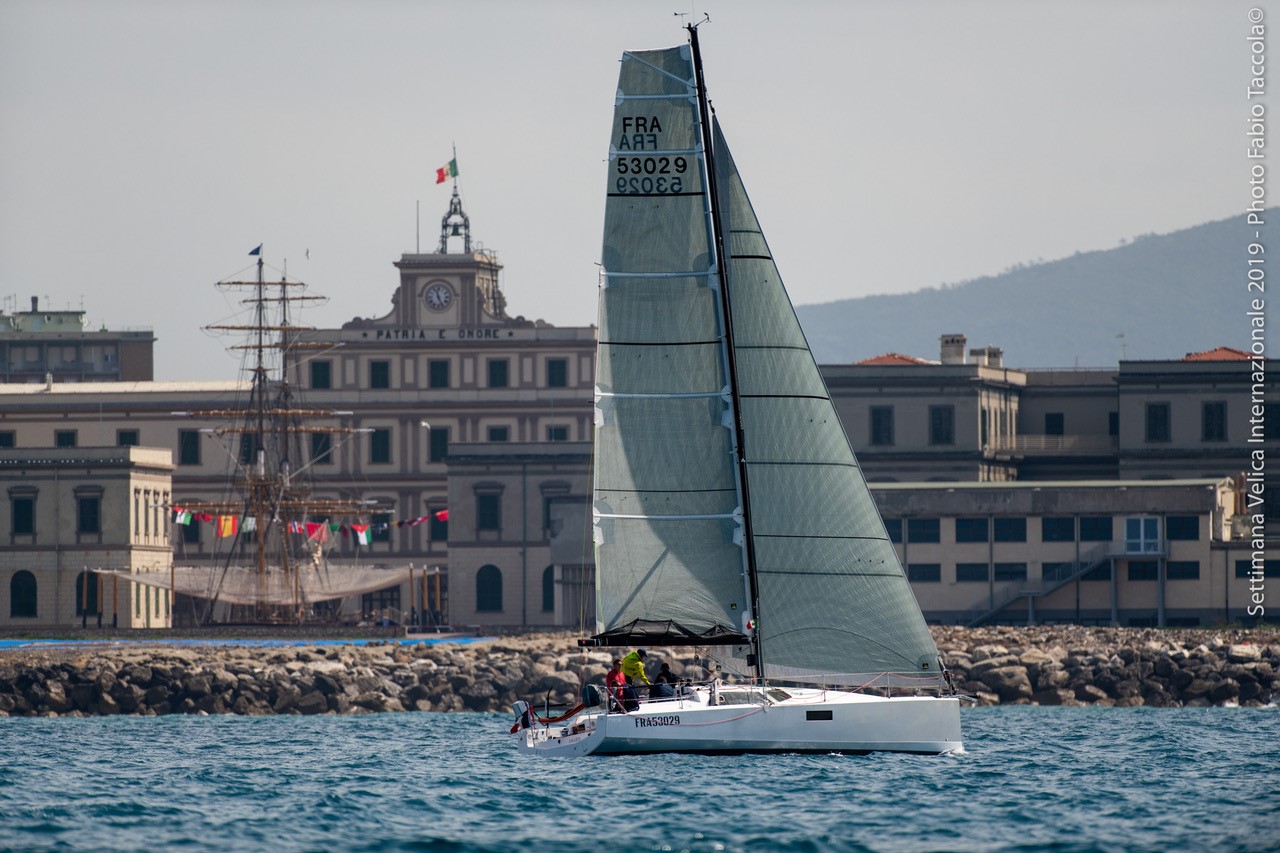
[1227,644,1262,664]
[295,689,329,715]
[977,665,1033,702]
[1032,688,1076,706]
[1074,684,1108,703]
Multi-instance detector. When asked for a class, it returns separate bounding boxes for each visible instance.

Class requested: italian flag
[351,523,371,545]
[173,507,192,525]
[435,158,458,184]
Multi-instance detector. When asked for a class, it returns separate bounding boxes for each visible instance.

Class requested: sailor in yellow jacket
[621,649,650,685]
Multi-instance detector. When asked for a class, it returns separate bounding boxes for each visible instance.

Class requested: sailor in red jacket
[605,658,627,710]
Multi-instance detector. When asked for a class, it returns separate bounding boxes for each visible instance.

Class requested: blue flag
[248,244,262,256]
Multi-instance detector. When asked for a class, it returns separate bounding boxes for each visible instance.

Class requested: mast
[687,24,766,681]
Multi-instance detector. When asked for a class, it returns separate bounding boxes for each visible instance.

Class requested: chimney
[969,348,988,367]
[31,296,38,313]
[940,334,967,365]
[987,347,1003,368]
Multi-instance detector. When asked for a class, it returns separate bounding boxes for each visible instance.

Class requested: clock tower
[347,188,514,331]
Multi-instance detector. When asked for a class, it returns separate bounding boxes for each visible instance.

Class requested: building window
[1044,413,1064,436]
[117,429,139,447]
[1042,517,1075,542]
[1236,559,1280,578]
[77,497,101,534]
[1267,404,1280,441]
[361,587,400,622]
[954,517,987,543]
[907,563,941,583]
[371,512,392,543]
[1166,516,1199,541]
[477,493,502,531]
[476,565,503,612]
[0,431,14,448]
[1127,561,1158,581]
[178,430,201,466]
[1108,411,1119,437]
[55,430,77,448]
[994,562,1028,582]
[546,425,569,442]
[994,518,1026,542]
[310,360,332,390]
[488,359,509,388]
[1079,516,1113,542]
[870,406,894,446]
[310,433,333,465]
[1082,564,1112,582]
[369,429,391,464]
[1145,402,1171,442]
[906,518,940,543]
[883,518,902,544]
[429,427,449,462]
[981,407,989,447]
[1201,402,1227,442]
[956,563,989,582]
[428,359,450,389]
[547,358,568,388]
[10,570,37,617]
[928,405,954,446]
[1124,517,1160,554]
[181,522,200,545]
[488,426,510,442]
[369,360,391,389]
[75,571,99,616]
[1167,561,1200,580]
[542,565,556,612]
[239,434,262,466]
[12,496,35,536]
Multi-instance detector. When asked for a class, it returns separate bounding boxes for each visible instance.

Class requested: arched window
[476,564,503,613]
[75,571,99,616]
[10,571,37,618]
[541,565,555,613]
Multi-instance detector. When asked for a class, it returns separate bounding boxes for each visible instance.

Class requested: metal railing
[986,435,1119,456]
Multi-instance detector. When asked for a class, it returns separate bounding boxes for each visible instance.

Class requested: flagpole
[416,200,420,254]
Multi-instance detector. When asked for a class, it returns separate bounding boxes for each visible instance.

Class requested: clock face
[424,282,454,311]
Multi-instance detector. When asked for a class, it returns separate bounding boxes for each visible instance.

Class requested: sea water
[1,707,1276,852]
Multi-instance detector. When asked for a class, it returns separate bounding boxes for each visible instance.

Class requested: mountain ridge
[795,213,1275,368]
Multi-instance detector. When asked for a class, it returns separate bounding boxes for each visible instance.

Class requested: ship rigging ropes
[149,255,415,609]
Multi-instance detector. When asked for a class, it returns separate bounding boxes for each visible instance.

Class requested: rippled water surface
[2,708,1277,852]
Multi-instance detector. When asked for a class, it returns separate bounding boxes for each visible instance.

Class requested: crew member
[621,648,651,686]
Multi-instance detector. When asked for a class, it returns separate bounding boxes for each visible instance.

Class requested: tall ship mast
[166,250,410,624]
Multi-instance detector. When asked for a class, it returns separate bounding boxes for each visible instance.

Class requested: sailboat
[511,25,963,755]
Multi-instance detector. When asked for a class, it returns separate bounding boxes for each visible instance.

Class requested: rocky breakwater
[0,635,700,718]
[934,625,1280,708]
[1,626,1277,717]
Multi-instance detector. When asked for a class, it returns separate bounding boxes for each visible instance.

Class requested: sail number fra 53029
[615,156,688,195]
[634,715,680,727]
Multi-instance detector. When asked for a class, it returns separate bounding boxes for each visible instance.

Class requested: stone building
[0,446,174,628]
[0,296,155,383]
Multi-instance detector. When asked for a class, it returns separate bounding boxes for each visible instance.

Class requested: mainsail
[593,35,942,688]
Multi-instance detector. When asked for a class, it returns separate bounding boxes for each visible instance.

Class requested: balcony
[987,434,1118,457]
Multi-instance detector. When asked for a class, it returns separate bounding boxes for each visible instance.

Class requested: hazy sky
[0,1,1256,379]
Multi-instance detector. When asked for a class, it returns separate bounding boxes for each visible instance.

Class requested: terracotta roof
[855,353,934,366]
[1182,346,1250,362]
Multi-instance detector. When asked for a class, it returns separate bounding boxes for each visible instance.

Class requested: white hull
[513,685,963,757]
